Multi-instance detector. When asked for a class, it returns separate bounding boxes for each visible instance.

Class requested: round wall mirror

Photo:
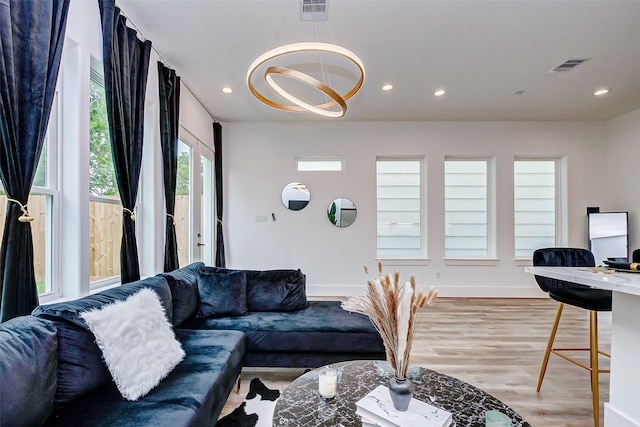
[327,198,357,227]
[281,181,310,211]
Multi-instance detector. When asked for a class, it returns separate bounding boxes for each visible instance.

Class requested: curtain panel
[213,122,226,268]
[0,0,70,322]
[158,62,180,272]
[98,0,151,283]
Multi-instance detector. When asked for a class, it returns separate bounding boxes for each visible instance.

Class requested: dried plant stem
[341,263,438,380]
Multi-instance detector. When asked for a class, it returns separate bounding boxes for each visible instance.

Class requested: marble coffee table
[273,360,531,427]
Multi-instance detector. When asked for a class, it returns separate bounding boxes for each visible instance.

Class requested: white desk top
[525,266,640,297]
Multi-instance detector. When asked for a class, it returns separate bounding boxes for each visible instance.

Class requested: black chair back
[533,248,595,292]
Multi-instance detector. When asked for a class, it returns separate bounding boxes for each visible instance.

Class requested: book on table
[360,416,380,427]
[355,385,453,427]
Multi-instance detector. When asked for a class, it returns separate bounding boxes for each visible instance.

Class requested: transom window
[296,158,344,172]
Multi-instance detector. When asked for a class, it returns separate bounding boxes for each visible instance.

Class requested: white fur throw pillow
[80,288,185,401]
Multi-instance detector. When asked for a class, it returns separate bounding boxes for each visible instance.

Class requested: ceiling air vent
[301,0,328,21]
[548,58,589,73]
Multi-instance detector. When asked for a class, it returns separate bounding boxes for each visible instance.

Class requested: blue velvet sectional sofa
[0,262,384,427]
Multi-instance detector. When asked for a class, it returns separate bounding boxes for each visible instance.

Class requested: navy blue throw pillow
[198,267,308,312]
[197,270,248,317]
[244,269,308,312]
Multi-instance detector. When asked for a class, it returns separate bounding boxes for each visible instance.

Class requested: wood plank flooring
[224,298,610,427]
[414,298,610,427]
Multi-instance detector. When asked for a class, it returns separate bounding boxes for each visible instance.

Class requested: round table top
[273,360,531,427]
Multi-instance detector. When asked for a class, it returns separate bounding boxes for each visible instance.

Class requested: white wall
[61,2,638,298]
[223,121,608,297]
[604,108,640,253]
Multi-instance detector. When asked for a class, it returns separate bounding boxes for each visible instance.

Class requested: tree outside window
[89,75,121,283]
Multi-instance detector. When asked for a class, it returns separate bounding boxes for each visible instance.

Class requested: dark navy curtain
[158,62,180,272]
[0,0,69,322]
[99,0,151,283]
[213,123,226,267]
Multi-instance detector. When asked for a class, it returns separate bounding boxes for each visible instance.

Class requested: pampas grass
[342,261,437,380]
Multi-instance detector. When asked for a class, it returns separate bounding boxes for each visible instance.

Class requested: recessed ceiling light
[382,84,393,91]
[222,87,233,94]
[434,89,446,97]
[594,88,610,96]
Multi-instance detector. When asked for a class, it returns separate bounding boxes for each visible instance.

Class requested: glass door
[177,128,215,266]
[199,149,214,265]
[175,139,192,267]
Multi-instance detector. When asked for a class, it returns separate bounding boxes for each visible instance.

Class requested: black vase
[388,377,414,411]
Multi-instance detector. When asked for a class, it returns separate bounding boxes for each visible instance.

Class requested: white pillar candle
[318,368,337,398]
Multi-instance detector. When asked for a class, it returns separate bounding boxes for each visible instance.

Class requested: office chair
[533,247,611,427]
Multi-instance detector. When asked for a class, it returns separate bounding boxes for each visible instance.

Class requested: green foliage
[33,144,46,187]
[87,79,191,198]
[176,151,190,196]
[89,80,119,197]
[328,201,337,225]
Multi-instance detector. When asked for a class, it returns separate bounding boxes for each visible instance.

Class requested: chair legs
[537,303,564,392]
[537,304,608,427]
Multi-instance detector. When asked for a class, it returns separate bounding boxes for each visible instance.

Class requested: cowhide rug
[216,378,281,427]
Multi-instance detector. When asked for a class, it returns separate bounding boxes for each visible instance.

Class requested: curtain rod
[119,7,219,123]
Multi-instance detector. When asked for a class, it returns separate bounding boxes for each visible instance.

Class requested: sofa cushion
[32,276,172,404]
[45,329,246,427]
[246,269,308,311]
[158,262,204,327]
[81,288,185,401]
[0,316,57,427]
[198,267,308,312]
[197,270,248,317]
[181,300,383,354]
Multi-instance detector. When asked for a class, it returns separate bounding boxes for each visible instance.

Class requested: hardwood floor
[414,298,610,427]
[225,298,610,426]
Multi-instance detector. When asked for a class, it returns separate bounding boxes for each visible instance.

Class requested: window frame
[29,85,61,301]
[376,157,427,262]
[88,66,123,289]
[443,156,496,261]
[296,157,344,172]
[176,125,216,265]
[513,156,566,263]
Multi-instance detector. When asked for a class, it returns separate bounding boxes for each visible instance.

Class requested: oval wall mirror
[327,198,357,227]
[281,181,310,211]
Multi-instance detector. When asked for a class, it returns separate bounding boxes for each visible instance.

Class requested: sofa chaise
[0,262,385,427]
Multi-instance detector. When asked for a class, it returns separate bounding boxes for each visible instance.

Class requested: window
[296,158,343,172]
[376,159,422,258]
[175,139,192,267]
[0,90,58,296]
[89,70,121,284]
[514,159,557,258]
[444,159,490,257]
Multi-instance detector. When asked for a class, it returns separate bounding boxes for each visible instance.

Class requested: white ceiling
[116,0,640,123]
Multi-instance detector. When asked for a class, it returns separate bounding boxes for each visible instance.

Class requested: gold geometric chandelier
[246,42,365,118]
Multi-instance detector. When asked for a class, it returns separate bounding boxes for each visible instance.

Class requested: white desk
[525,266,640,427]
